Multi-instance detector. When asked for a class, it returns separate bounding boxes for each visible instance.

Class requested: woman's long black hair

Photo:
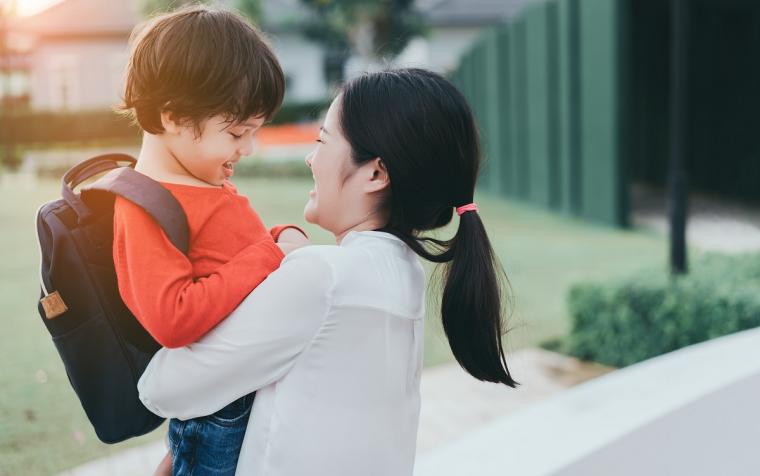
[339,68,517,387]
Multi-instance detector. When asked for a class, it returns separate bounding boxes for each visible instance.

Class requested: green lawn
[0,175,666,475]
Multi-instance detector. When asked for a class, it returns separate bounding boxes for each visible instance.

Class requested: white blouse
[138,230,427,476]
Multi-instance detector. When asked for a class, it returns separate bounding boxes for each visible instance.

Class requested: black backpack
[35,154,189,443]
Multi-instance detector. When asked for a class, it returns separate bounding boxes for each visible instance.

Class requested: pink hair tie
[456,203,478,216]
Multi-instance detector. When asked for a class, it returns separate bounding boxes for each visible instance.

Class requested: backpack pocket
[52,311,163,443]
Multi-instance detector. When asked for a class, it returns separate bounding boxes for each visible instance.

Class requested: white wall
[394,26,484,74]
[30,38,129,111]
[415,328,760,476]
[28,33,328,112]
[268,33,327,103]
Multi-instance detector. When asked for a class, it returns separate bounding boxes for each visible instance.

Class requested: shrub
[231,159,312,178]
[1,110,141,146]
[564,253,760,367]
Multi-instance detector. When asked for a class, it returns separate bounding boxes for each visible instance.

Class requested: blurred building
[9,0,328,113]
[0,50,31,108]
[10,0,140,111]
[394,0,539,74]
[251,0,327,102]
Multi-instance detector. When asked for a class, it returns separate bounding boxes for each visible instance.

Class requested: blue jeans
[168,392,255,476]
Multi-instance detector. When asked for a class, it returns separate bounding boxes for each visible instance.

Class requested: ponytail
[381,210,516,387]
[440,212,516,386]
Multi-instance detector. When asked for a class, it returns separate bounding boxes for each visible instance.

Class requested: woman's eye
[316,138,324,144]
[230,133,242,139]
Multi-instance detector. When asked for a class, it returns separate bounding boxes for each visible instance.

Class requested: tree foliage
[298,0,424,59]
[235,0,263,24]
[140,0,209,17]
[140,0,262,24]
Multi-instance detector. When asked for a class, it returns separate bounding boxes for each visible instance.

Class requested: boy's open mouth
[223,161,235,177]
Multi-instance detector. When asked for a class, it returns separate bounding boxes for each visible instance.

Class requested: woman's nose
[305,151,313,169]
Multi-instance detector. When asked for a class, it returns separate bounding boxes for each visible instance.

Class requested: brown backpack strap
[61,154,189,255]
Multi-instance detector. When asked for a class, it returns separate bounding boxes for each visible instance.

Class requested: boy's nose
[305,151,313,169]
[238,138,255,157]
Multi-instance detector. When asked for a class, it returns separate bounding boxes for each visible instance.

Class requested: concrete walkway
[57,348,610,476]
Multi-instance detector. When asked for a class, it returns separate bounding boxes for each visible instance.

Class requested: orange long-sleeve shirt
[113,180,291,348]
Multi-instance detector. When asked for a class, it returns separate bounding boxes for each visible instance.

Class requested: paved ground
[56,348,611,476]
[631,184,760,253]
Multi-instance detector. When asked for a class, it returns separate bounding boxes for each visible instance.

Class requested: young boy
[114,5,307,475]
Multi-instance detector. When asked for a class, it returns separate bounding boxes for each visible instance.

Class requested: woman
[138,68,516,475]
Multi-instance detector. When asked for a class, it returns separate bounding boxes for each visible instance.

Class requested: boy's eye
[230,133,243,139]
[316,138,324,144]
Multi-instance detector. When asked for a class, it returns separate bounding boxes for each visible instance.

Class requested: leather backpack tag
[41,291,68,319]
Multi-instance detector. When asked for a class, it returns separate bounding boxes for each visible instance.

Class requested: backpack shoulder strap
[82,167,190,255]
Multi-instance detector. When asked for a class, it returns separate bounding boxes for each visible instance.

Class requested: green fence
[455,0,760,226]
[452,0,628,226]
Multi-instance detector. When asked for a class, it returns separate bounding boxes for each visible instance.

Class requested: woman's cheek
[303,179,321,224]
[303,196,318,224]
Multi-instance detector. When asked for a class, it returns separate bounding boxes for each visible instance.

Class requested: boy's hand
[277,227,311,246]
[153,451,172,476]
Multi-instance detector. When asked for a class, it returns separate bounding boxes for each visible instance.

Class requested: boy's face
[162,113,266,186]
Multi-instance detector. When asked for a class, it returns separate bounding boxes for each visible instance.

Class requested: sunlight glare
[16,0,64,17]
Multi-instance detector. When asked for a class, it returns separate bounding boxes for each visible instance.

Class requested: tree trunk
[668,0,689,276]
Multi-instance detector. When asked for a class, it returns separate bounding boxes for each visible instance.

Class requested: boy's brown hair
[120,5,285,135]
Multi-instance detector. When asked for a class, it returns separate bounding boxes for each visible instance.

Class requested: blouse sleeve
[137,247,333,420]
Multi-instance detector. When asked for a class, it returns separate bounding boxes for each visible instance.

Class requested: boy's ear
[364,157,390,194]
[160,110,181,135]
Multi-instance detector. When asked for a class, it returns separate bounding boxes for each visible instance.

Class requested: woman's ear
[160,110,181,135]
[364,158,390,194]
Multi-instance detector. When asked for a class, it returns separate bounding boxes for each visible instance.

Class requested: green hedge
[0,110,141,146]
[564,253,760,367]
[36,157,312,181]
[232,159,312,178]
[270,100,328,124]
[0,100,328,147]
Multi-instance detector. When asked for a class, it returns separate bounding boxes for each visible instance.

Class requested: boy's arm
[138,250,333,420]
[114,199,284,348]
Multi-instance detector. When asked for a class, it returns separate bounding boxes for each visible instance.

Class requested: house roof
[415,0,540,27]
[13,0,310,39]
[11,0,538,41]
[12,0,141,39]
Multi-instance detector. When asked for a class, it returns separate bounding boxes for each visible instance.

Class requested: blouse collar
[340,230,407,250]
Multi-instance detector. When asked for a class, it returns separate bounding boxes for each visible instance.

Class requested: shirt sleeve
[113,198,285,348]
[137,247,333,420]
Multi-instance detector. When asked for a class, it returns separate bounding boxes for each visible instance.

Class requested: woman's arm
[137,248,334,420]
